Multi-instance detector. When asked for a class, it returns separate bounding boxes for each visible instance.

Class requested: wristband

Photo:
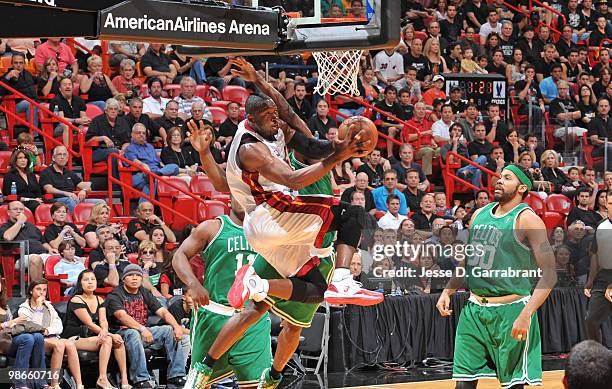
[108,264,117,270]
[138,326,147,334]
[1,322,9,329]
[143,270,150,275]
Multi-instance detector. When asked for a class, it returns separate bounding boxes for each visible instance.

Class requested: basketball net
[312,49,364,96]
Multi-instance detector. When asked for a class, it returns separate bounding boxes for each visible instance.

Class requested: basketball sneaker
[257,368,282,389]
[184,361,212,389]
[324,275,384,306]
[228,264,269,309]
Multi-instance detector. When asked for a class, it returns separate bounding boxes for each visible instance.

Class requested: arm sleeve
[287,130,334,159]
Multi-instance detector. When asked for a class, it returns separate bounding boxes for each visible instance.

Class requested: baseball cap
[433,75,445,82]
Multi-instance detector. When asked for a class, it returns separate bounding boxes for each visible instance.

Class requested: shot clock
[444,74,508,116]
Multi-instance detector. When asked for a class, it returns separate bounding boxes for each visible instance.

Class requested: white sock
[332,267,351,282]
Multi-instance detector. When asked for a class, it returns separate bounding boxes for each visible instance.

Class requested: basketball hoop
[312,49,363,96]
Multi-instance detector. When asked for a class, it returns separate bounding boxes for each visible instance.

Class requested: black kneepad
[289,267,327,304]
[336,204,365,248]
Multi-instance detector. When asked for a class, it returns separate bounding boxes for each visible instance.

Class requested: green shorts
[189,307,272,386]
[253,253,335,328]
[452,297,542,389]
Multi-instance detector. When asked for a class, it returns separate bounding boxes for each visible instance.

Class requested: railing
[501,0,564,37]
[67,38,95,56]
[106,152,208,223]
[443,151,501,203]
[0,80,83,167]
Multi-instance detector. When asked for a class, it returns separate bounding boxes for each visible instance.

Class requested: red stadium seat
[44,254,69,303]
[221,85,250,105]
[523,192,546,216]
[157,176,192,226]
[73,202,96,225]
[208,106,228,124]
[546,194,573,216]
[190,175,216,198]
[198,200,230,221]
[0,151,13,174]
[85,104,104,120]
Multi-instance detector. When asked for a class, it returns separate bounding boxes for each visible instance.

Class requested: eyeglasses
[142,250,156,255]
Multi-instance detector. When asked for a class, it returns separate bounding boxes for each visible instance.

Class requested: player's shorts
[253,251,335,328]
[244,194,335,278]
[452,296,542,389]
[190,304,272,386]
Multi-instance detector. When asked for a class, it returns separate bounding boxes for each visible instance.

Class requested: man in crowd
[378,195,408,230]
[403,102,440,176]
[175,76,212,122]
[217,102,242,149]
[458,103,480,142]
[567,188,602,228]
[0,53,39,129]
[373,47,404,89]
[440,4,463,42]
[124,123,180,201]
[287,82,312,122]
[119,97,164,145]
[468,123,495,165]
[446,86,468,116]
[499,21,515,62]
[106,264,188,389]
[474,189,491,209]
[550,80,588,142]
[356,149,385,188]
[88,224,114,269]
[341,172,375,212]
[49,77,89,147]
[374,85,402,157]
[483,102,508,143]
[93,238,131,288]
[393,144,429,191]
[126,201,176,243]
[540,63,564,104]
[410,193,436,231]
[372,169,408,215]
[155,100,185,138]
[34,38,78,78]
[0,201,54,281]
[142,77,170,121]
[588,98,612,168]
[536,44,561,82]
[479,9,502,44]
[40,146,104,212]
[426,21,448,51]
[432,104,454,144]
[140,43,176,84]
[403,168,426,213]
[350,190,378,250]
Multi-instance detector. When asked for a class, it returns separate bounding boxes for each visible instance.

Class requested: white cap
[433,75,445,82]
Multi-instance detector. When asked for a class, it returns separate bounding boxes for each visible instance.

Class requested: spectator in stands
[403,168,426,213]
[0,200,54,281]
[594,189,609,220]
[79,55,117,111]
[581,167,600,201]
[439,4,463,42]
[557,26,577,63]
[396,88,414,121]
[2,148,42,213]
[19,279,84,389]
[53,240,85,295]
[434,192,452,217]
[593,68,611,99]
[62,270,131,389]
[356,149,385,188]
[218,101,241,148]
[432,104,454,144]
[441,121,472,169]
[550,226,566,250]
[93,238,130,288]
[378,195,408,230]
[40,145,103,212]
[85,225,111,269]
[175,76,211,121]
[106,264,187,388]
[422,75,446,108]
[50,77,89,147]
[0,277,47,389]
[550,80,588,142]
[563,49,583,85]
[423,38,448,75]
[589,15,612,50]
[108,41,145,69]
[124,123,180,200]
[203,55,247,91]
[374,85,402,157]
[156,100,185,141]
[373,47,404,88]
[468,121,495,162]
[540,63,564,104]
[341,172,375,212]
[34,38,78,79]
[460,47,488,74]
[444,43,463,75]
[288,81,312,122]
[541,150,576,196]
[393,144,429,191]
[474,190,491,209]
[127,201,176,244]
[82,203,112,248]
[168,48,206,85]
[38,57,60,97]
[501,129,525,164]
[514,64,545,134]
[137,240,165,299]
[0,52,39,128]
[150,225,173,265]
[308,99,336,138]
[402,102,439,176]
[142,77,169,122]
[456,103,479,142]
[411,193,436,231]
[566,220,593,287]
[404,39,430,82]
[479,9,502,44]
[160,127,199,176]
[568,188,603,228]
[119,97,163,145]
[445,86,467,117]
[516,26,544,66]
[44,202,86,256]
[577,85,597,128]
[140,43,176,85]
[331,158,355,192]
[111,58,142,101]
[535,44,561,84]
[564,340,612,389]
[372,169,408,215]
[588,98,612,168]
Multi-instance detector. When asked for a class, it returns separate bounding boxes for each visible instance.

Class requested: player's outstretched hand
[511,312,531,342]
[188,120,213,154]
[230,57,258,82]
[436,292,453,317]
[191,283,210,308]
[333,127,372,161]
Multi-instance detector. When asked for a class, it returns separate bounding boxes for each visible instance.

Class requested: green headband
[504,165,532,191]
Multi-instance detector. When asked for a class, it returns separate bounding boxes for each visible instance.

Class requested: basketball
[337,116,378,158]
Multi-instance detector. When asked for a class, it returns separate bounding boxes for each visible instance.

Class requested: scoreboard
[444,73,508,114]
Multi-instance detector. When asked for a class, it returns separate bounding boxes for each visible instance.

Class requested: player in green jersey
[436,164,557,389]
[172,214,273,388]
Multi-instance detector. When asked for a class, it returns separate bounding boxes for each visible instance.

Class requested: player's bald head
[245,94,275,116]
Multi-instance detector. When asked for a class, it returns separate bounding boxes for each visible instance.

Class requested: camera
[62,68,73,78]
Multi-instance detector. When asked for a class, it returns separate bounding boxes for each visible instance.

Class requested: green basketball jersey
[202,215,260,306]
[289,151,335,249]
[465,202,537,296]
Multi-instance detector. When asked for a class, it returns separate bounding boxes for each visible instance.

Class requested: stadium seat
[222,85,250,105]
[157,176,192,226]
[208,106,228,124]
[35,203,73,227]
[581,132,604,170]
[198,200,230,221]
[73,202,96,226]
[0,151,12,174]
[85,104,104,120]
[163,84,181,98]
[44,254,69,303]
[190,175,216,198]
[546,194,573,216]
[523,192,546,216]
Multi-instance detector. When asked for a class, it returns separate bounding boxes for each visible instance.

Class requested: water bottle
[10,182,16,196]
[53,105,60,117]
[314,131,320,139]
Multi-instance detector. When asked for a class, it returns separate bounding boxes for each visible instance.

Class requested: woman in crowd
[401,24,415,53]
[361,68,380,101]
[150,226,173,264]
[307,100,337,138]
[0,278,46,389]
[83,203,111,248]
[138,240,165,299]
[605,171,612,191]
[38,57,61,97]
[554,245,576,287]
[63,270,131,389]
[16,132,42,170]
[505,48,525,87]
[518,151,549,198]
[111,58,142,100]
[331,159,356,192]
[595,189,609,220]
[484,33,502,60]
[397,218,417,244]
[541,150,576,196]
[577,84,597,128]
[592,67,611,98]
[2,148,43,213]
[18,279,83,389]
[79,55,118,110]
[155,227,184,299]
[44,202,86,256]
[53,241,86,296]
[160,127,200,177]
[550,226,566,251]
[501,130,525,164]
[434,0,447,20]
[423,38,448,75]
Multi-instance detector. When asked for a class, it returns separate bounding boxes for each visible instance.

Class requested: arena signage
[99,0,279,49]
